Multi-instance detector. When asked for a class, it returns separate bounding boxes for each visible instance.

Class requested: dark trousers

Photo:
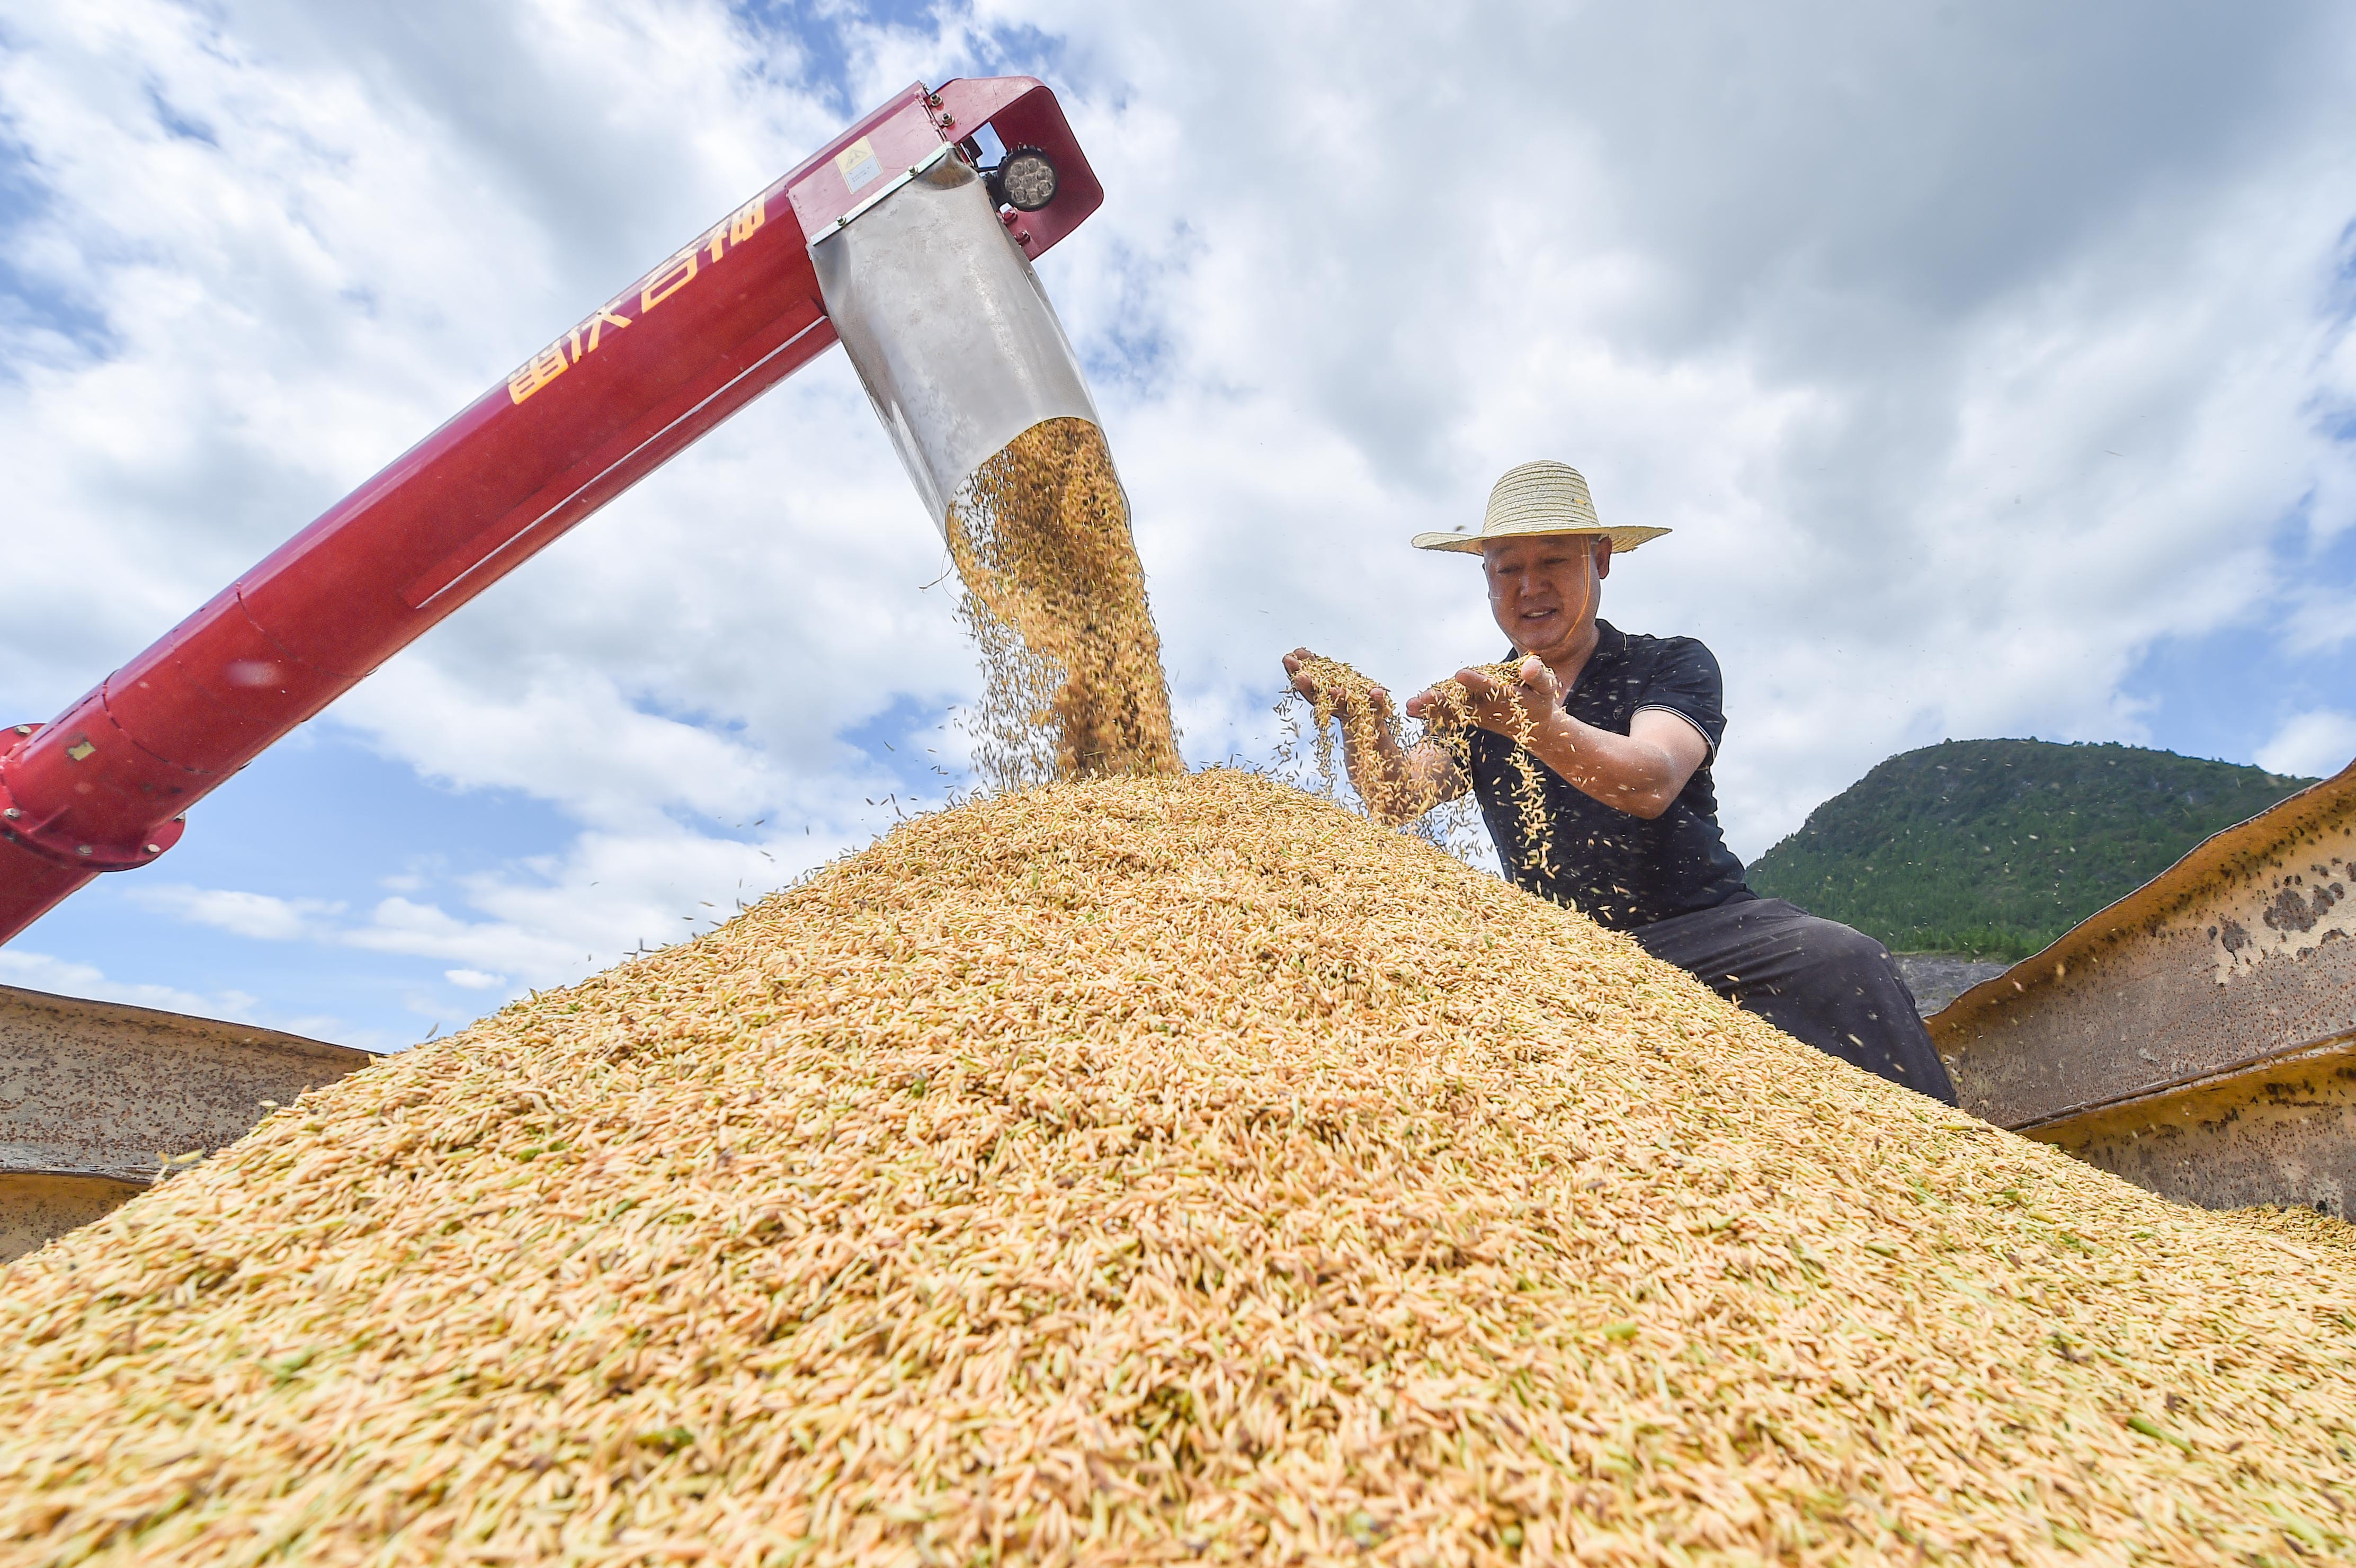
[1630,897,1959,1106]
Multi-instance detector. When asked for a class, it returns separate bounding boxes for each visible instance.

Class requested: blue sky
[2123,511,2356,768]
[2,1,2352,1049]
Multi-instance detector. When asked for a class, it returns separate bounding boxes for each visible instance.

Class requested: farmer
[1285,460,1958,1105]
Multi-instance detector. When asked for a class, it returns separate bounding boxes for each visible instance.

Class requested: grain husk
[4,771,2353,1565]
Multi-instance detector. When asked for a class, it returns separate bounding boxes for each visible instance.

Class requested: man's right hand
[1407,658,1560,740]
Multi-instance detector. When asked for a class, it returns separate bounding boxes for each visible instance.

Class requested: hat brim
[1411,525,1672,555]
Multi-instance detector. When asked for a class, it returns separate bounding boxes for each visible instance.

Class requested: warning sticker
[835,137,884,193]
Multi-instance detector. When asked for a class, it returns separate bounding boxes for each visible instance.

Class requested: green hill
[1744,739,2318,960]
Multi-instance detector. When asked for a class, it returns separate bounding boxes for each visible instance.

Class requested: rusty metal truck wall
[2027,1034,2356,1216]
[1,984,375,1262]
[1930,758,2356,1214]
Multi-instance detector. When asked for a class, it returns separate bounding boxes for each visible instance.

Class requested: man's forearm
[1522,714,1682,818]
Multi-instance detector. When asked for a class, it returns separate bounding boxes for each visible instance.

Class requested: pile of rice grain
[5,771,2355,1565]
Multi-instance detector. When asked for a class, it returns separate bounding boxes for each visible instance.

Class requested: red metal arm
[0,77,1100,945]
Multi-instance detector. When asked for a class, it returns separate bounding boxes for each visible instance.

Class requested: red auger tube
[0,76,1101,943]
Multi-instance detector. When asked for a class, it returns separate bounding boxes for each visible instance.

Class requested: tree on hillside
[1744,740,2318,959]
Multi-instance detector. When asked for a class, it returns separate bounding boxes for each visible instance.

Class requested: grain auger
[0,77,1115,943]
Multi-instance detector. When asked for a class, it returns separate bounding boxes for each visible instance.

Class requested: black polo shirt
[1460,621,1752,931]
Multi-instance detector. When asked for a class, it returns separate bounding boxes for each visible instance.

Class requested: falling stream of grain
[948,416,1183,789]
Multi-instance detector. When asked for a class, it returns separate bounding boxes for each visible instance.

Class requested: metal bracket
[818,139,964,241]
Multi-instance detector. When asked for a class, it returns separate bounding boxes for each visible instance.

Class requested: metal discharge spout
[813,143,1180,786]
[814,145,1102,533]
[0,77,1105,946]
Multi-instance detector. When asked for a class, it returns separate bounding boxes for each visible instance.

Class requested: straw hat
[1412,461,1671,555]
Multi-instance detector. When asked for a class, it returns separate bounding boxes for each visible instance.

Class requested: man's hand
[1407,655,1563,740]
[1280,647,1468,823]
[1284,647,1395,721]
[1404,651,1708,821]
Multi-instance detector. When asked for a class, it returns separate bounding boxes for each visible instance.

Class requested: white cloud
[5,0,2356,1033]
[1009,0,2356,853]
[2256,710,2356,780]
[0,945,404,1050]
[111,812,877,1002]
[124,886,346,942]
[0,948,260,1024]
[2282,582,2356,656]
